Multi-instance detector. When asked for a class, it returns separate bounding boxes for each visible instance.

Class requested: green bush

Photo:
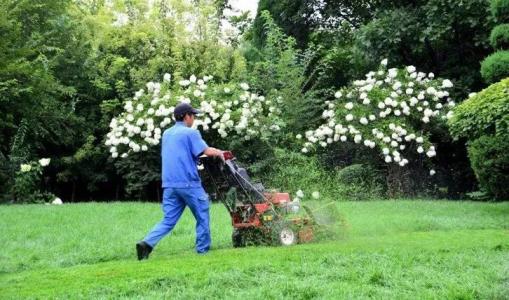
[336,164,385,200]
[336,164,379,185]
[259,149,385,201]
[490,24,509,49]
[12,161,55,203]
[259,148,335,198]
[448,78,509,139]
[468,135,509,199]
[480,51,509,83]
[491,0,509,23]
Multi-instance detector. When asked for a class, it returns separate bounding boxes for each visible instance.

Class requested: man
[136,102,224,260]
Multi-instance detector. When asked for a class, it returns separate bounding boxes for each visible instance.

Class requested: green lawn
[0,200,508,299]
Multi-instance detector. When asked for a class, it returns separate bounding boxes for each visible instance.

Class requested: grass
[0,200,508,299]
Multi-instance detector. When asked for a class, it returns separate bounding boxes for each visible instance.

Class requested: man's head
[174,103,200,127]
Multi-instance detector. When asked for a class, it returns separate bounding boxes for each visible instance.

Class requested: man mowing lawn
[136,103,224,260]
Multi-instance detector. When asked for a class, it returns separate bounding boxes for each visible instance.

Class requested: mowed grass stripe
[1,200,507,274]
[0,201,508,299]
[0,229,508,299]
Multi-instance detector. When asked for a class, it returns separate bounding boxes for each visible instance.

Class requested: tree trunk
[71,181,76,202]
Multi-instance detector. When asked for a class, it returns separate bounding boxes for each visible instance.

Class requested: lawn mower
[199,151,316,247]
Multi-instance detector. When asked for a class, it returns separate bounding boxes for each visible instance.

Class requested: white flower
[296,134,302,140]
[441,79,453,88]
[240,83,249,91]
[388,68,398,78]
[163,73,171,82]
[301,147,308,153]
[385,156,392,163]
[426,150,436,157]
[312,191,320,199]
[345,114,354,121]
[146,81,155,92]
[416,137,424,143]
[134,89,144,99]
[224,87,231,94]
[430,169,436,176]
[52,197,63,205]
[417,146,424,153]
[360,117,368,125]
[354,135,362,143]
[381,58,388,66]
[189,75,197,83]
[296,190,304,198]
[345,102,354,110]
[179,80,190,87]
[406,66,416,73]
[468,92,477,98]
[334,91,342,98]
[20,164,32,173]
[426,87,437,95]
[39,158,51,167]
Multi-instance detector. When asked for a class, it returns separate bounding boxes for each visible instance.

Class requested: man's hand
[203,147,224,162]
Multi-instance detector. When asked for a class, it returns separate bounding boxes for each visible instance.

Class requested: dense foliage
[468,135,509,199]
[491,0,509,23]
[481,0,509,84]
[449,78,509,139]
[490,24,509,49]
[449,78,509,199]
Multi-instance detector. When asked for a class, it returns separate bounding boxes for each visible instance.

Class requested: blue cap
[174,102,201,118]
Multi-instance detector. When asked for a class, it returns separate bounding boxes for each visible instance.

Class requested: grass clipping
[303,201,349,242]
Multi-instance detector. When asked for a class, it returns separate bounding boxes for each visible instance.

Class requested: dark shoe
[136,241,153,260]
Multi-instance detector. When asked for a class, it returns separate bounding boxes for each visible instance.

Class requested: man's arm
[203,147,223,158]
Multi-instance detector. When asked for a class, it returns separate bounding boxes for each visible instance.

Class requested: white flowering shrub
[13,158,54,203]
[106,74,284,158]
[300,60,456,174]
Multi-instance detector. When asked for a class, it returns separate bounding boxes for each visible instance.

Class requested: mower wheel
[272,224,297,246]
[232,229,246,248]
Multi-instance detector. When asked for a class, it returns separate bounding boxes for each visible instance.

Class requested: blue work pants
[143,187,211,253]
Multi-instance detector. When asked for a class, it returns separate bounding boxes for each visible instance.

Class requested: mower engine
[199,151,315,247]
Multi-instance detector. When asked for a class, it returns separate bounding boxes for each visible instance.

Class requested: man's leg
[181,187,211,253]
[143,188,186,248]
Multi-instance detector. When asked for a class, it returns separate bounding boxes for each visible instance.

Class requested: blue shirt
[161,122,208,188]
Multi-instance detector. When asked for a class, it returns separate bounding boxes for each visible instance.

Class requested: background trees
[1,0,506,202]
